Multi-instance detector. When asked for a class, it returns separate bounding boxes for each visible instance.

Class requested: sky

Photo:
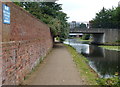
[56,0,120,23]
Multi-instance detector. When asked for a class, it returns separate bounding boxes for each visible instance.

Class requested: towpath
[23,43,87,85]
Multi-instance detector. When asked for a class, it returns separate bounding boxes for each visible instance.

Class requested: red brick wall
[1,2,53,85]
[0,1,2,86]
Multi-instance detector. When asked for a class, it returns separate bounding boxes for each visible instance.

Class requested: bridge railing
[69,28,106,33]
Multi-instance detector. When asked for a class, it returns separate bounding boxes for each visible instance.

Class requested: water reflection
[64,39,90,54]
[64,39,119,78]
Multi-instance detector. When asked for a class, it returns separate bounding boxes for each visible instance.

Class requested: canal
[64,39,119,78]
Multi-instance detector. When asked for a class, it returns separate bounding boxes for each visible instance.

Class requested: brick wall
[1,2,53,85]
[0,1,2,86]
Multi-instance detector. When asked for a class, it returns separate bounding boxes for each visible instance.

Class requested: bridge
[69,33,83,37]
[70,28,120,44]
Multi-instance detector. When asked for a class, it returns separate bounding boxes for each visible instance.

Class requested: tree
[89,7,120,29]
[116,7,120,28]
[79,23,87,29]
[15,2,69,42]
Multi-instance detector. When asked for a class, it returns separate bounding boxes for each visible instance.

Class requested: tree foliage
[15,2,69,42]
[79,23,87,29]
[89,7,120,29]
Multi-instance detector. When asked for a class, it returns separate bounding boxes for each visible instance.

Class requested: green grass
[76,38,92,42]
[96,76,120,86]
[78,39,92,41]
[104,42,120,45]
[65,44,98,85]
[99,46,120,51]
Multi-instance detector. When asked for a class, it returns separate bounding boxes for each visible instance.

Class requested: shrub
[82,34,90,40]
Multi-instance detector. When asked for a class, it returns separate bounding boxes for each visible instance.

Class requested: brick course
[1,2,53,85]
[0,1,2,86]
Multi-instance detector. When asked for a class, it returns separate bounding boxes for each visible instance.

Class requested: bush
[116,40,120,43]
[60,38,65,43]
[82,34,90,40]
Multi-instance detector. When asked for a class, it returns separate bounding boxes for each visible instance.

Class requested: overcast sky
[57,0,120,23]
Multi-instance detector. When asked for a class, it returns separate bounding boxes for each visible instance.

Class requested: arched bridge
[70,28,120,44]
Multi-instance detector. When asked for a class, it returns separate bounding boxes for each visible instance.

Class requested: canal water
[64,39,119,78]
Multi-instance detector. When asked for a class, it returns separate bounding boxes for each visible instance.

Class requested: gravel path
[23,43,86,85]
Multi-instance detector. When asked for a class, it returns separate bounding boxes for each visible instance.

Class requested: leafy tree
[14,2,69,42]
[79,23,87,29]
[89,7,120,29]
[116,7,120,28]
[82,34,90,40]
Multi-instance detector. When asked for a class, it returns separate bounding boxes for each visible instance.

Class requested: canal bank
[65,44,98,85]
[64,39,120,86]
[99,46,120,51]
[77,38,120,51]
[65,44,120,86]
[64,39,119,78]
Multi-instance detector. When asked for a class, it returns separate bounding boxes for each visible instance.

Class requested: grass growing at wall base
[65,44,98,85]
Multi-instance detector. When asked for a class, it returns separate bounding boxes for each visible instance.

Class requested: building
[118,1,120,7]
[69,21,81,29]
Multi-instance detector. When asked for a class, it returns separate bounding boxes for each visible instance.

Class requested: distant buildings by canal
[69,21,89,29]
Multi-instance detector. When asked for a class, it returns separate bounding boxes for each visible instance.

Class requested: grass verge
[76,38,92,42]
[99,46,120,51]
[65,44,98,85]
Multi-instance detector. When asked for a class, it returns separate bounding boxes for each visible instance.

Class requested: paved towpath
[23,43,87,85]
